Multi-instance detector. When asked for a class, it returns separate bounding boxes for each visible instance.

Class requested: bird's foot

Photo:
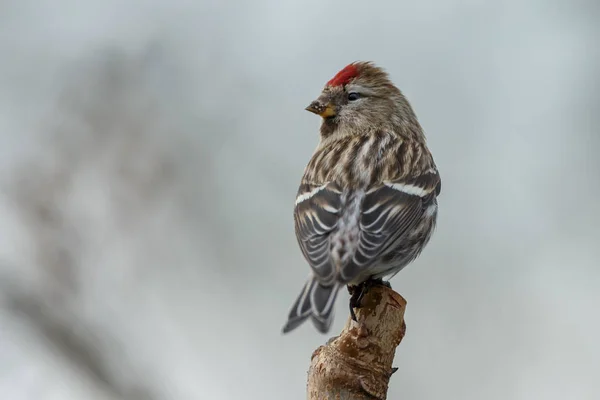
[348,286,361,322]
[348,278,391,321]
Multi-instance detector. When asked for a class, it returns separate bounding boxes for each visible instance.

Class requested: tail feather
[282,277,340,334]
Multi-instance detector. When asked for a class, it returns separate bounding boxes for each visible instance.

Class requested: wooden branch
[307,285,406,400]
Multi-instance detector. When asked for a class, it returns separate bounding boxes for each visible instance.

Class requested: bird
[282,61,441,334]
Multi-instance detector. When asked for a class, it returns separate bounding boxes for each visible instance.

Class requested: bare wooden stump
[307,285,407,400]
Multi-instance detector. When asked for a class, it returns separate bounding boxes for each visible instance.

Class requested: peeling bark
[307,285,406,400]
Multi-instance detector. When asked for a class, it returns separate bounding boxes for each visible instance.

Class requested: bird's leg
[348,285,361,322]
[348,278,393,322]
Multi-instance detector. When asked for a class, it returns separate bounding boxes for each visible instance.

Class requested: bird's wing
[339,168,441,282]
[294,182,343,285]
[294,168,440,284]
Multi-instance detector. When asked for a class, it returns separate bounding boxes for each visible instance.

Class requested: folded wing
[294,169,441,284]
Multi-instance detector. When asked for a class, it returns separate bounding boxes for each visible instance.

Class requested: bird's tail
[282,276,340,334]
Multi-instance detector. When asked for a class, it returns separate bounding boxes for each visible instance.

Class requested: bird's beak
[305,101,336,118]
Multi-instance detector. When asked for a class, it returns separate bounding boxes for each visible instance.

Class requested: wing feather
[341,169,441,281]
[295,167,441,285]
[294,183,342,283]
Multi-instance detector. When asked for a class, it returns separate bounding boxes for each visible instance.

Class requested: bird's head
[306,62,419,139]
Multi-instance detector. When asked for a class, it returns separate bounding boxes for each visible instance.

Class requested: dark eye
[348,92,360,101]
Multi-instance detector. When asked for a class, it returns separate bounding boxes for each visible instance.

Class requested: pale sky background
[0,1,599,399]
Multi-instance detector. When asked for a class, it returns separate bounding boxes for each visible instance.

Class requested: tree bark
[307,285,406,400]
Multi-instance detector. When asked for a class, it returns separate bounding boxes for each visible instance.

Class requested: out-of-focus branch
[307,285,406,400]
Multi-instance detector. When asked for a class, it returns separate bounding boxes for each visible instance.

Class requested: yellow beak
[305,101,336,118]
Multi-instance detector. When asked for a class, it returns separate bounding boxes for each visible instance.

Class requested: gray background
[0,0,599,399]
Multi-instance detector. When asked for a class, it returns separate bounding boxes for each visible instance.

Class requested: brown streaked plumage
[283,62,441,334]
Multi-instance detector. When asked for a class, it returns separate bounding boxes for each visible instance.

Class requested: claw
[349,285,361,321]
[350,305,357,322]
[348,278,392,322]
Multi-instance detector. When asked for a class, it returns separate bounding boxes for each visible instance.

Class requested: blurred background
[0,0,599,399]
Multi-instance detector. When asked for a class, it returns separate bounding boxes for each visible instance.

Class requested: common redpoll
[282,62,441,334]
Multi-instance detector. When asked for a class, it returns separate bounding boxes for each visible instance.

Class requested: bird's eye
[348,92,360,101]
